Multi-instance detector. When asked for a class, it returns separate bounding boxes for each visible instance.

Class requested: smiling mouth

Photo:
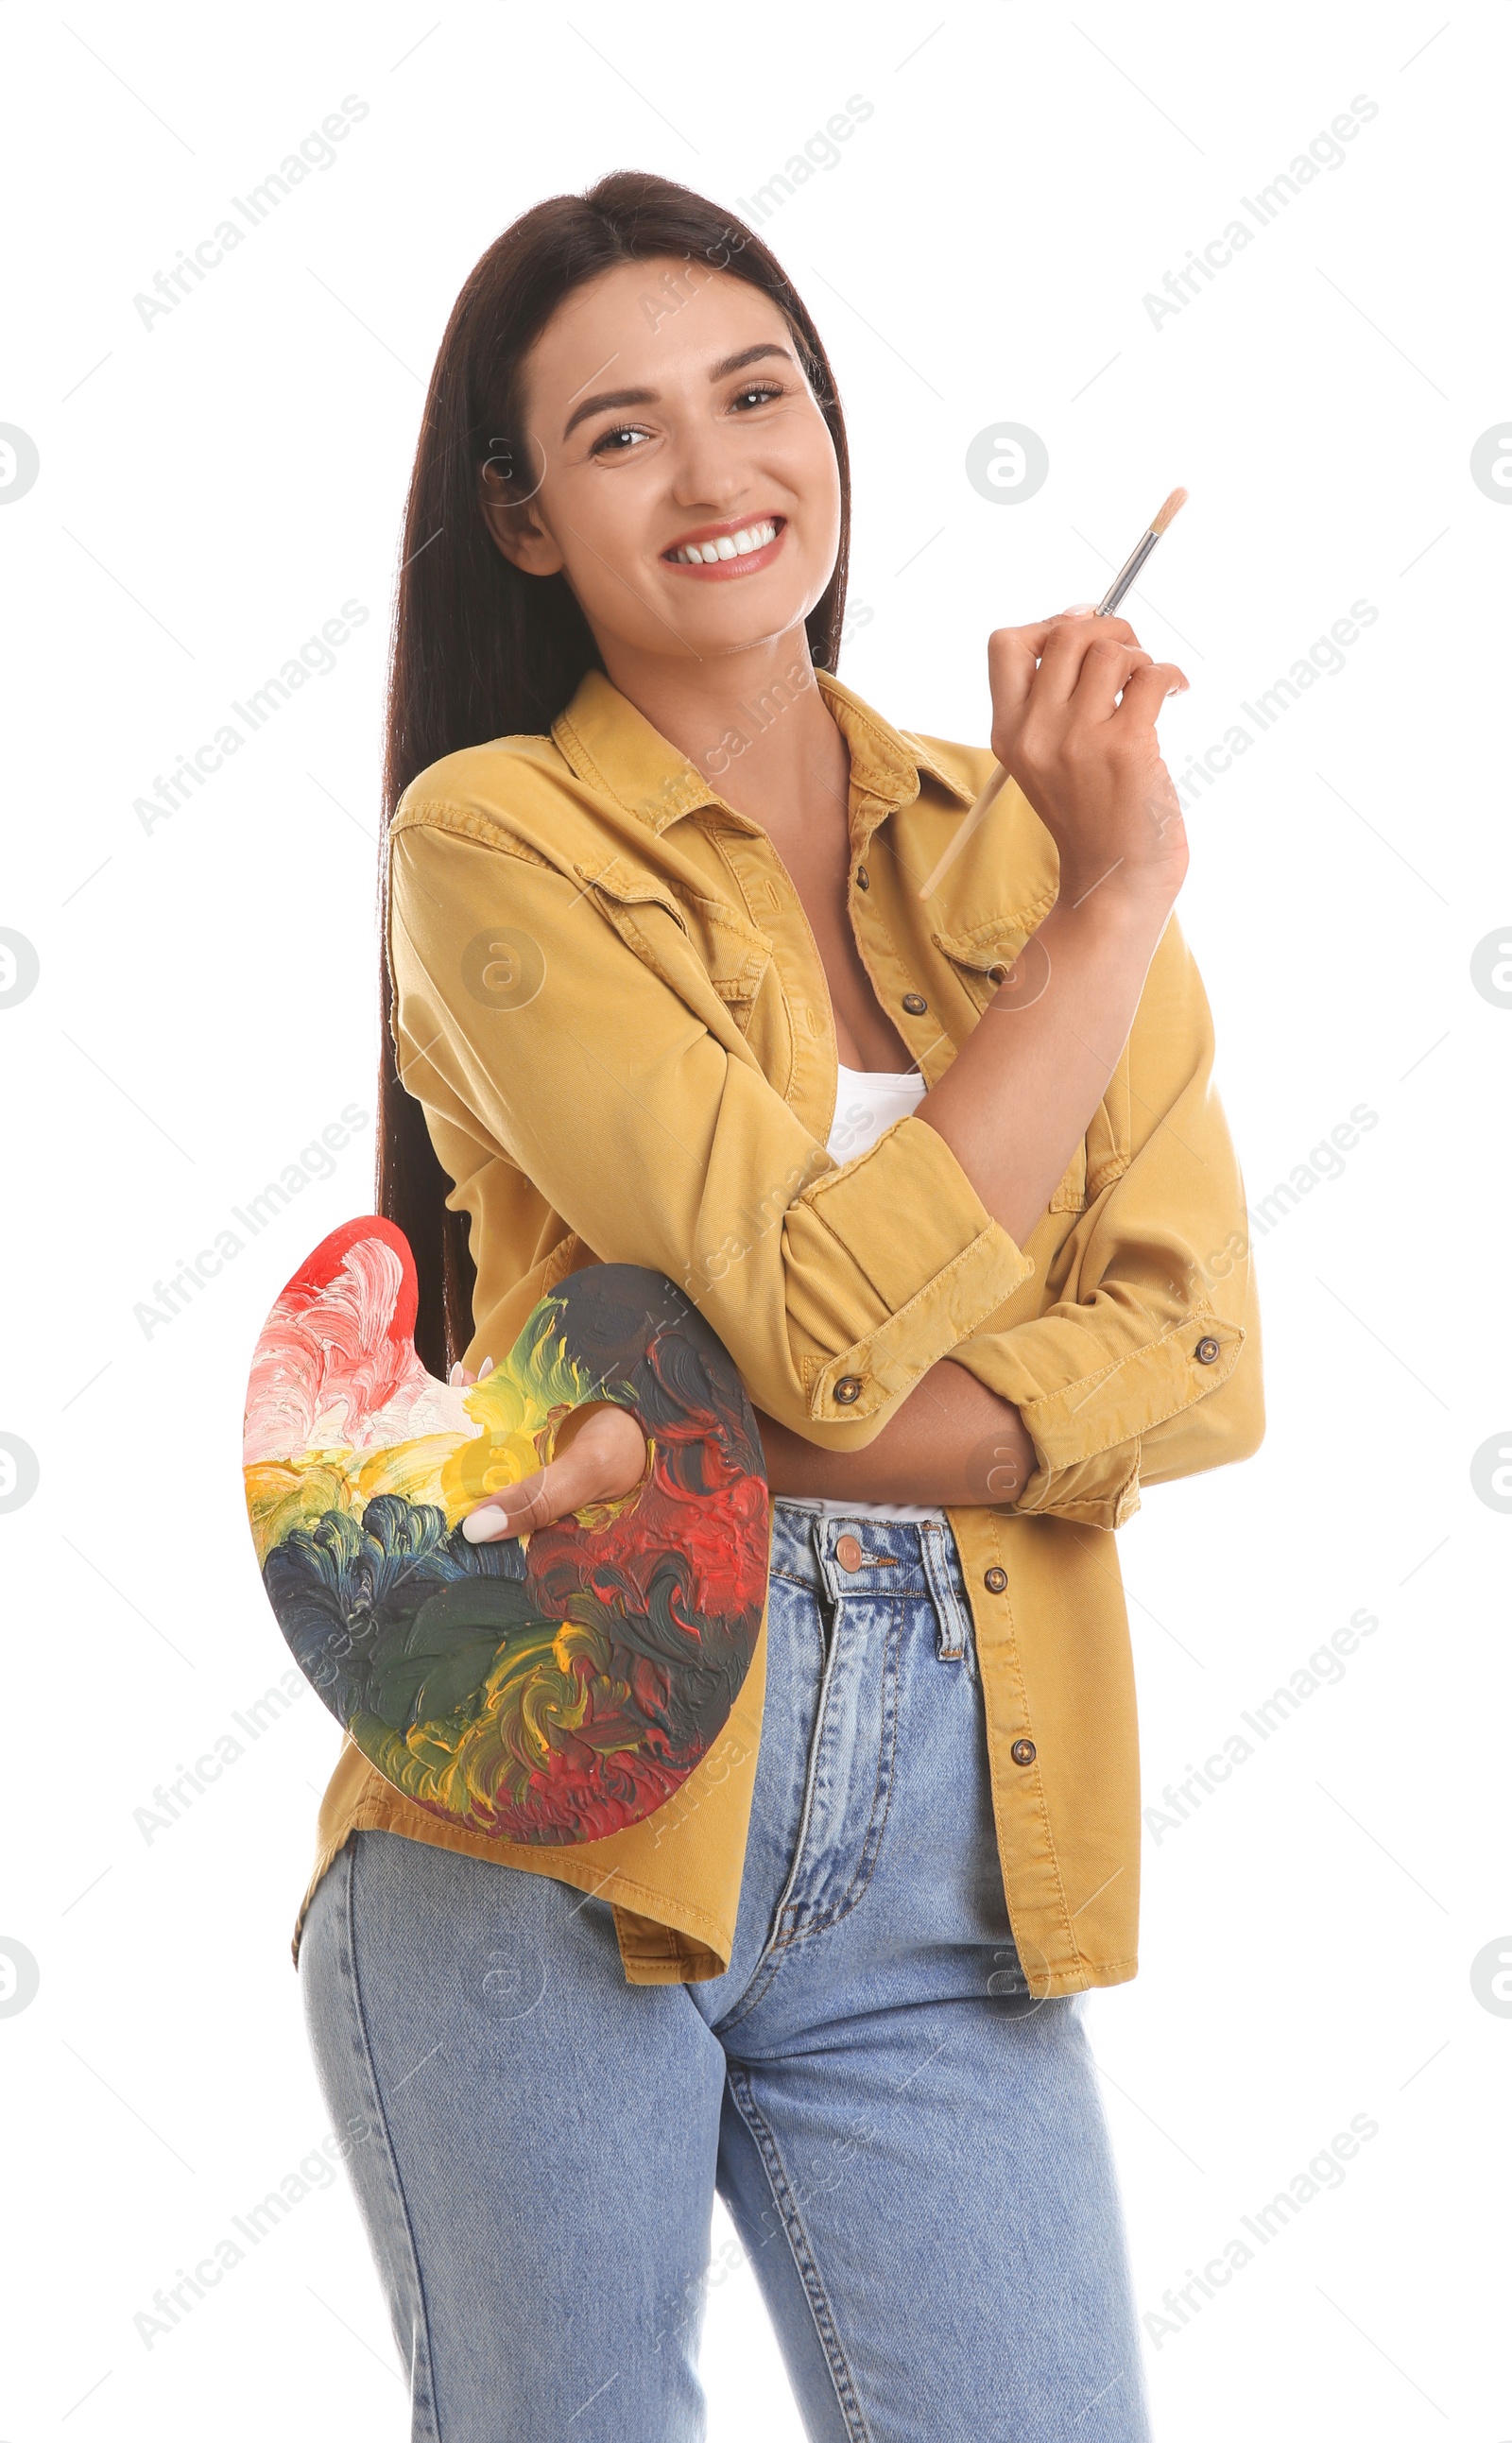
[662,515,785,573]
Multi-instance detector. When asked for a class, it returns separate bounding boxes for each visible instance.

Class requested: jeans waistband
[768,1497,975,1660]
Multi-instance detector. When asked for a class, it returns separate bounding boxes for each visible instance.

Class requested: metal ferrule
[1095,526,1160,617]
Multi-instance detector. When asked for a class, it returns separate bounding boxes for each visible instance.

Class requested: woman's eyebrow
[560,344,795,441]
[706,342,795,381]
[561,385,655,441]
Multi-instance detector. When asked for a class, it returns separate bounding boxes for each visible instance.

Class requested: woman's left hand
[456,1380,648,1542]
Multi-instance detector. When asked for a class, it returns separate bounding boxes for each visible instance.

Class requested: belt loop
[808,1510,845,1609]
[919,1522,971,1664]
[805,1512,846,1653]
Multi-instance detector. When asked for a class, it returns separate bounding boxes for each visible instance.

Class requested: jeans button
[835,1533,863,1572]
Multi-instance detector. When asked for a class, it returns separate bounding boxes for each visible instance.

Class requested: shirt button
[902,992,928,1015]
[983,1565,1007,1594]
[835,1533,863,1572]
[1194,1335,1221,1365]
[1010,1737,1037,1767]
[855,865,870,891]
[833,1375,864,1405]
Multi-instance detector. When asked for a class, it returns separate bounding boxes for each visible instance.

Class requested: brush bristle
[1150,486,1189,537]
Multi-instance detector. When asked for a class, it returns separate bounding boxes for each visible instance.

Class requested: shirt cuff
[788,1115,1036,1426]
[1012,1441,1144,1530]
[955,1307,1246,1523]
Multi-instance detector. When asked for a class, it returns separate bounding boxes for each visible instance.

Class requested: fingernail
[1060,601,1095,616]
[477,1355,494,1378]
[448,1362,463,1385]
[462,1506,508,1542]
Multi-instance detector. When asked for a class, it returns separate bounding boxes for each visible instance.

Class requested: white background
[2,1,1506,2434]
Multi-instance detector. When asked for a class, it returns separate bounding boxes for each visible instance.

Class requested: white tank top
[780,1065,948,1527]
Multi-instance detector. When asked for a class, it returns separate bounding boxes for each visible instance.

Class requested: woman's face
[485,258,842,671]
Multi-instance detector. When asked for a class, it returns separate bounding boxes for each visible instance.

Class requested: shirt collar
[551,664,976,846]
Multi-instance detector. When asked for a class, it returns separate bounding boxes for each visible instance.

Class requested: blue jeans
[300,1502,1151,2441]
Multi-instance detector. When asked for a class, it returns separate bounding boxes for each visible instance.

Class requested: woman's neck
[595,621,916,1072]
[596,626,851,854]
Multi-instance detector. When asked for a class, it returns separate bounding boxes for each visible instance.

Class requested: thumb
[461,1463,553,1543]
[460,1406,647,1543]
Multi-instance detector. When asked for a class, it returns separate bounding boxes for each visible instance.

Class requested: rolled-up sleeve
[949,915,1264,1528]
[388,816,1034,1438]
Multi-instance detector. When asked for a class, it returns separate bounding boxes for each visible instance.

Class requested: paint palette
[242,1218,768,1845]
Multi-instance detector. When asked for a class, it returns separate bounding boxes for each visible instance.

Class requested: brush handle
[917,763,1010,900]
[1095,526,1160,617]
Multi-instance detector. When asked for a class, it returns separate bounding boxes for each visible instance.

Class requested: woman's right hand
[987,611,1191,916]
[456,1387,648,1543]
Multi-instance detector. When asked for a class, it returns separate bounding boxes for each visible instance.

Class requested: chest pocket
[707,966,772,1035]
[933,919,1031,1013]
[931,899,1062,1003]
[932,906,1090,1214]
[578,857,773,1037]
[579,857,692,943]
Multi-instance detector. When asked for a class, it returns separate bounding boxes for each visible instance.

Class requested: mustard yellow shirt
[296,664,1263,1995]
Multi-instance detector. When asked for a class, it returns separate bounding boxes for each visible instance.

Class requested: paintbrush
[1094,485,1188,616]
[916,488,1189,902]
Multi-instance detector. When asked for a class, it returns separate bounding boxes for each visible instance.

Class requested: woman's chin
[701,614,816,664]
[649,580,823,665]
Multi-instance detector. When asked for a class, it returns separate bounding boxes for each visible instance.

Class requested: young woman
[298,172,1263,2441]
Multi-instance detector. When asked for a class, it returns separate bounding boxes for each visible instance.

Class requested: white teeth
[673,520,778,563]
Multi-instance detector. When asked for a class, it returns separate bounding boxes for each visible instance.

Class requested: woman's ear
[480,464,565,576]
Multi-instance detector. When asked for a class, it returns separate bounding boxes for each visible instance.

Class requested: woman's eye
[591,424,649,456]
[732,385,783,411]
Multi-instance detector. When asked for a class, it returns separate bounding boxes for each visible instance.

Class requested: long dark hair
[377,170,852,1376]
